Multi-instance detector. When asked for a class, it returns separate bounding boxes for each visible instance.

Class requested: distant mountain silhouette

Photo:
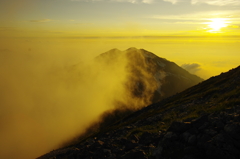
[96,47,203,105]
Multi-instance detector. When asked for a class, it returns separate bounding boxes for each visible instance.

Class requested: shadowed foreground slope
[38,65,240,159]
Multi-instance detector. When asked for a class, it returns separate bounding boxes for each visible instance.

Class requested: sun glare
[208,18,228,32]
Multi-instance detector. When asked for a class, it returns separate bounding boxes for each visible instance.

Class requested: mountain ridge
[97,48,203,104]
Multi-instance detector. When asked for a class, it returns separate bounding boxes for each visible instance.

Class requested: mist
[0,40,158,159]
[1,37,238,158]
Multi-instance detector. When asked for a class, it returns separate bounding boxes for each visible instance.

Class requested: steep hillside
[38,65,240,159]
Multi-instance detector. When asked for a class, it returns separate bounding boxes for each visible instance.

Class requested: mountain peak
[108,48,121,52]
[96,48,203,102]
[126,47,138,51]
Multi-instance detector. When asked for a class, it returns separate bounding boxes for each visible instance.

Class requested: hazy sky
[0,0,239,78]
[1,0,240,37]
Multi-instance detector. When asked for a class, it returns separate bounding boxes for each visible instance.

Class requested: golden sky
[0,0,239,78]
[1,0,240,37]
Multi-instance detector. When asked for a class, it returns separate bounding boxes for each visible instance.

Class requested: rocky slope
[38,65,240,159]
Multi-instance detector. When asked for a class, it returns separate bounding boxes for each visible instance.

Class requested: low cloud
[191,0,240,6]
[150,10,240,27]
[70,0,179,4]
[163,0,180,4]
[142,0,154,3]
[0,47,128,159]
[30,19,52,23]
[164,0,240,5]
[70,0,240,5]
[228,25,240,28]
[181,63,201,74]
[70,0,154,3]
[0,41,163,159]
[151,10,240,20]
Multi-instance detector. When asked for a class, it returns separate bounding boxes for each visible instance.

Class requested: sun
[208,18,228,32]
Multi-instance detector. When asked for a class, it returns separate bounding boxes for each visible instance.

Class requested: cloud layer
[150,10,240,31]
[181,63,201,74]
[70,0,240,5]
[70,0,154,3]
[191,0,240,6]
[152,10,240,20]
[30,19,52,23]
[0,47,129,159]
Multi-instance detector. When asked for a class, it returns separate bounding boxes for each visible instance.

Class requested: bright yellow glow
[208,18,228,32]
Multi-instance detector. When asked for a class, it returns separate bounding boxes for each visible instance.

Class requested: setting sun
[208,18,228,32]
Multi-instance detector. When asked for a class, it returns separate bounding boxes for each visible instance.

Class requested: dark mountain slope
[96,47,203,105]
[38,65,240,159]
